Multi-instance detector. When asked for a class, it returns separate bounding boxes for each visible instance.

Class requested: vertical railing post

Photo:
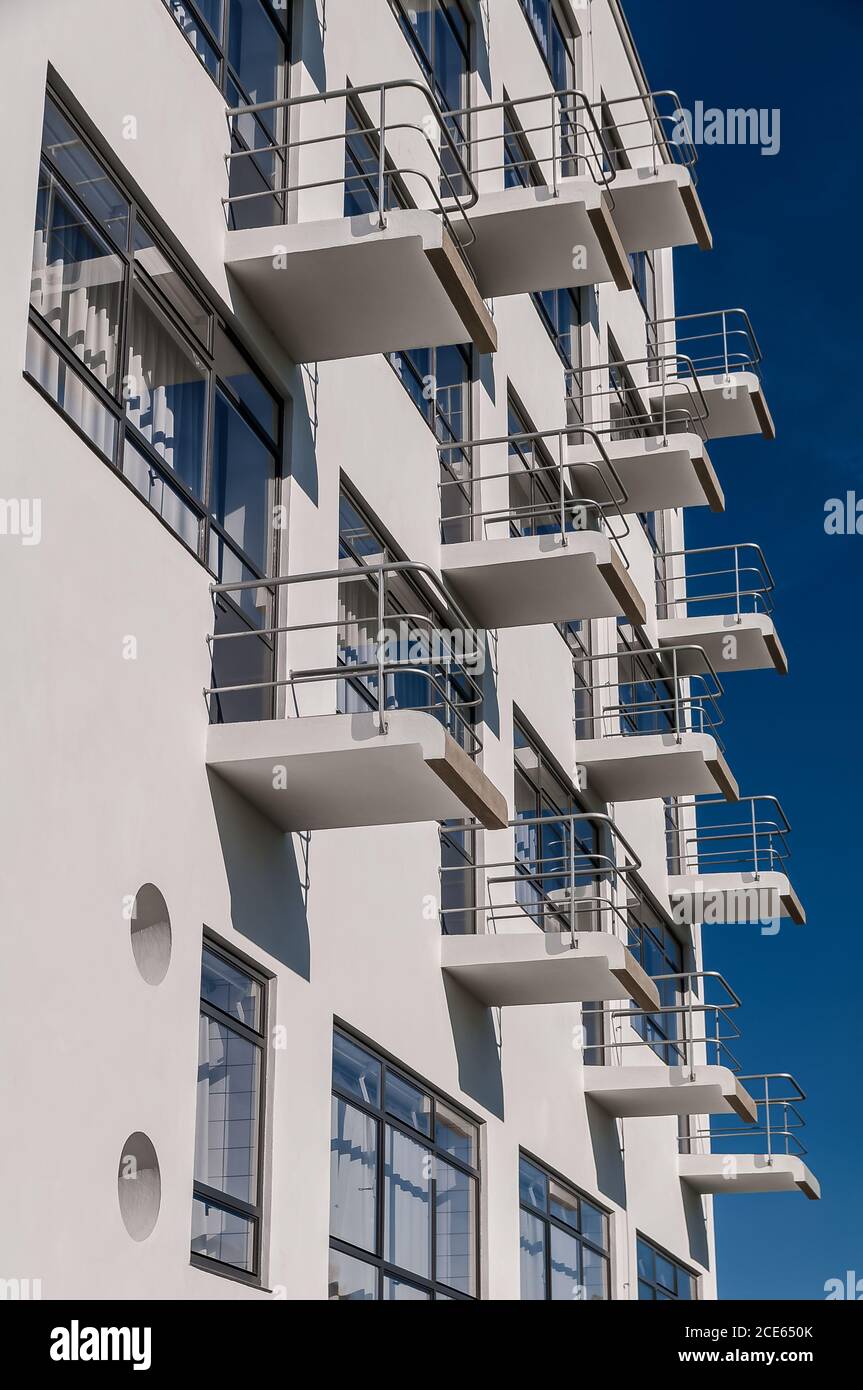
[722,310,730,378]
[673,647,682,743]
[686,982,695,1080]
[568,818,576,945]
[734,545,741,622]
[377,566,388,734]
[764,1077,773,1163]
[661,353,668,445]
[558,432,567,545]
[378,84,388,230]
[751,799,760,880]
[551,93,560,197]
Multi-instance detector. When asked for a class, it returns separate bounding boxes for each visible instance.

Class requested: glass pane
[638,1280,655,1301]
[31,167,124,394]
[435,1102,477,1168]
[133,223,211,347]
[636,1238,655,1281]
[435,1160,475,1296]
[328,1248,378,1301]
[580,1198,608,1251]
[655,1252,677,1293]
[201,947,261,1027]
[125,287,208,498]
[215,328,279,444]
[41,98,130,247]
[191,1195,255,1272]
[122,439,202,552]
[163,0,221,76]
[677,1271,694,1301]
[211,388,276,572]
[384,1127,431,1280]
[385,1071,432,1137]
[209,594,274,726]
[330,1097,378,1254]
[550,1225,582,1301]
[384,1278,430,1301]
[582,1245,609,1301]
[520,1210,546,1300]
[26,323,118,460]
[518,1156,548,1212]
[208,531,272,628]
[332,1032,381,1107]
[228,0,285,136]
[549,1180,579,1232]
[194,1016,260,1204]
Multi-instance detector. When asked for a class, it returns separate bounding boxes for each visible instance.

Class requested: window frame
[636,1235,698,1301]
[519,1151,612,1301]
[191,937,270,1287]
[329,1026,482,1300]
[27,88,284,596]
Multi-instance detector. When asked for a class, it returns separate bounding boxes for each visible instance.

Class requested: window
[329,1030,480,1299]
[637,1237,696,1301]
[607,332,646,441]
[191,943,267,1280]
[599,94,631,174]
[161,0,290,228]
[503,101,543,189]
[630,250,659,374]
[389,345,473,544]
[519,1155,610,1300]
[519,2,577,92]
[565,620,594,739]
[440,822,476,935]
[28,93,281,725]
[393,0,472,192]
[506,397,585,540]
[343,97,412,217]
[533,288,584,418]
[628,901,687,1063]
[337,489,480,752]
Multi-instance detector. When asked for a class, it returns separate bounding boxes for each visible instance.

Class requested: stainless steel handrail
[569,352,712,443]
[656,542,776,621]
[666,795,793,879]
[223,79,481,276]
[206,560,486,749]
[584,971,745,1077]
[437,425,631,560]
[575,644,727,750]
[680,1074,810,1159]
[652,308,764,381]
[592,89,699,176]
[439,811,644,940]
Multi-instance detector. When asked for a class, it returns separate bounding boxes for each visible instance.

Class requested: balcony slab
[441,931,660,1010]
[584,1065,758,1121]
[206,710,508,832]
[650,371,775,441]
[657,614,788,676]
[568,433,723,515]
[576,733,739,803]
[441,531,646,629]
[678,1154,820,1200]
[668,872,806,926]
[225,210,497,362]
[605,164,713,253]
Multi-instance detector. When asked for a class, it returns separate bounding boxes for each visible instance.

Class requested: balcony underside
[206,711,508,831]
[650,372,775,441]
[461,183,632,297]
[224,210,497,362]
[668,872,806,926]
[568,434,723,515]
[657,614,788,675]
[678,1154,820,1200]
[441,931,660,1010]
[584,1065,758,1121]
[605,165,713,253]
[441,532,646,628]
[576,733,739,803]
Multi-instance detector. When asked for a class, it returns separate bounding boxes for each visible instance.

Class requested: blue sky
[625,0,863,1299]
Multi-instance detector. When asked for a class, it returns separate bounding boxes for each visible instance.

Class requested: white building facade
[0,0,818,1303]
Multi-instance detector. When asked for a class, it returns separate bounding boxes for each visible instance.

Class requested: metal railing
[656,543,776,622]
[206,561,485,751]
[652,308,764,381]
[584,971,744,1075]
[575,644,726,749]
[593,90,699,177]
[439,811,646,940]
[680,1074,810,1159]
[223,80,481,274]
[447,88,616,193]
[437,425,631,557]
[568,351,712,443]
[666,796,793,879]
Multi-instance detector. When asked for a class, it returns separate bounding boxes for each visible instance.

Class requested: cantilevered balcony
[439,813,659,1010]
[666,796,806,926]
[223,81,497,361]
[649,309,775,440]
[574,643,739,803]
[591,90,712,253]
[583,972,758,1121]
[438,426,647,628]
[567,354,724,515]
[656,543,788,675]
[204,562,507,832]
[678,1074,820,1199]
